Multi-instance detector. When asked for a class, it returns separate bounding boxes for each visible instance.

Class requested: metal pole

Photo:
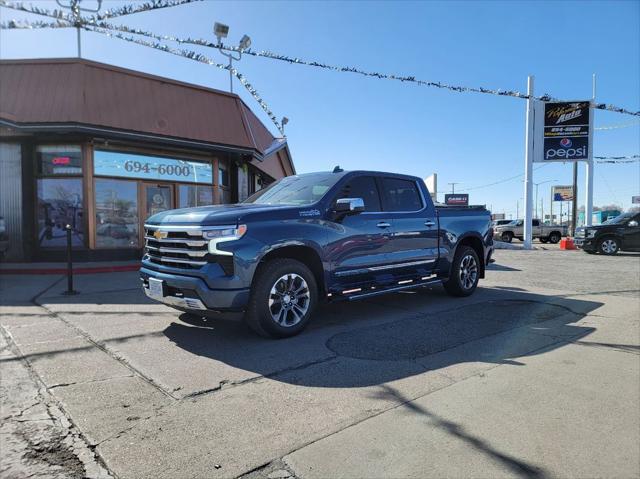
[571,162,578,235]
[523,76,535,249]
[535,183,539,219]
[585,74,596,226]
[63,224,78,295]
[516,200,519,219]
[550,189,553,225]
[228,56,233,93]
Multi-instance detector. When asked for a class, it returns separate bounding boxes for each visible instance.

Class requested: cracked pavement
[1,248,639,478]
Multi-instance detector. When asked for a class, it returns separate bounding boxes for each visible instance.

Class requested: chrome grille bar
[144,236,207,246]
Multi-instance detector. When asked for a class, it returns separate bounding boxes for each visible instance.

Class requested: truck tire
[548,232,561,244]
[598,237,620,255]
[443,246,480,297]
[501,232,513,243]
[245,258,318,338]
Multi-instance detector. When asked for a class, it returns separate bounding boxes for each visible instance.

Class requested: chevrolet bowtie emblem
[153,230,168,240]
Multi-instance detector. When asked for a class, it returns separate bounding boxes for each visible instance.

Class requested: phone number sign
[534,101,592,163]
[94,150,213,184]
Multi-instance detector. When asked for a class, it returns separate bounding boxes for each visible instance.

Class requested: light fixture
[239,34,251,50]
[281,117,289,126]
[214,22,229,41]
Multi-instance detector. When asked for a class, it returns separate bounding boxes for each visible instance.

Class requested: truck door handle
[424,220,436,227]
[376,222,391,228]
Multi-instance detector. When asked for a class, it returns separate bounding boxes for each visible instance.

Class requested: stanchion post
[62,224,79,295]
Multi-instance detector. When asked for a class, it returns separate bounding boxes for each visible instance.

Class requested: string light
[2,0,639,124]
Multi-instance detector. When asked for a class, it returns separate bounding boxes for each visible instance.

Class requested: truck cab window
[334,176,381,212]
[380,178,423,212]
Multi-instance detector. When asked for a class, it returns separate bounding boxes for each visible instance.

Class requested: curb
[0,265,139,275]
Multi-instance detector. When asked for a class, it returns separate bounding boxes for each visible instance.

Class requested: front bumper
[573,237,596,251]
[140,267,250,312]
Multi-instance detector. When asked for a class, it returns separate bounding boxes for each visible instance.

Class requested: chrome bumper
[143,286,207,310]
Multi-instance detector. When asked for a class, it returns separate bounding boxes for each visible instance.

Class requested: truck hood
[145,203,294,226]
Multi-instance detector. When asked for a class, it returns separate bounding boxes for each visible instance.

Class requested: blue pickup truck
[141,169,494,338]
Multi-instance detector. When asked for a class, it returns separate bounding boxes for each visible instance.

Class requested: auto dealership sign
[445,194,469,206]
[534,101,592,163]
[552,185,574,201]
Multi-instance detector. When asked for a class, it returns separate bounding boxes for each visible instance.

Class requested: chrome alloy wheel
[601,239,618,254]
[459,254,478,290]
[268,273,310,327]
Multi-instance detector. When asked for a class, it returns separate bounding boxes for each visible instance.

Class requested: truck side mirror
[629,220,639,227]
[335,198,365,214]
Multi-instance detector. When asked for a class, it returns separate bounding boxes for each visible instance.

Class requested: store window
[218,160,232,204]
[37,145,82,175]
[178,185,214,208]
[36,178,84,248]
[218,162,229,187]
[95,179,139,248]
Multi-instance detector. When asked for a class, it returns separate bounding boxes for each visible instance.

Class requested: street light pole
[214,23,251,94]
[55,0,103,58]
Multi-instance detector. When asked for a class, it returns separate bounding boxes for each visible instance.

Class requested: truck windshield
[602,212,634,225]
[244,172,341,206]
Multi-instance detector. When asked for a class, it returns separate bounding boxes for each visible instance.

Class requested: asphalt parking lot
[1,248,639,479]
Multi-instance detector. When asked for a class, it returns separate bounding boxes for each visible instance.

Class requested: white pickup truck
[494,219,567,244]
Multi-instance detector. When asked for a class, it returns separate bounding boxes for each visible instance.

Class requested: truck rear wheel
[443,246,480,297]
[245,258,318,338]
[548,232,561,244]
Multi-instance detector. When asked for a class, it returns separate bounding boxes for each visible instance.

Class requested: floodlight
[214,22,229,40]
[281,117,289,126]
[239,34,252,50]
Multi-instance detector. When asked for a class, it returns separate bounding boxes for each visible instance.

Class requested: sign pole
[584,74,596,227]
[523,76,535,249]
[571,163,578,235]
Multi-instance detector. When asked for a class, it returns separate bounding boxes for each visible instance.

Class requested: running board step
[344,278,442,301]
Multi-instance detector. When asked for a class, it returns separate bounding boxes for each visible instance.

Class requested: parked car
[574,212,640,255]
[140,169,494,338]
[494,219,567,243]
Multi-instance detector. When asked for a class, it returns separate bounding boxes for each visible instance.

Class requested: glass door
[143,183,174,221]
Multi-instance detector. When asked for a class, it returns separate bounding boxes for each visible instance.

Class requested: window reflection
[95,179,139,248]
[37,179,84,247]
[178,185,213,208]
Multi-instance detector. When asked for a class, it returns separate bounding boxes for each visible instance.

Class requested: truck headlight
[586,230,597,238]
[204,225,247,255]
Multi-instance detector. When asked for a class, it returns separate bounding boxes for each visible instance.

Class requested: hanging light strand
[1,1,638,118]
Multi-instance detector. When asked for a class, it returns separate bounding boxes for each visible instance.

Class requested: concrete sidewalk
[1,249,638,478]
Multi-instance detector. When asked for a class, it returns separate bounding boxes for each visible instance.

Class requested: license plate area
[148,277,165,298]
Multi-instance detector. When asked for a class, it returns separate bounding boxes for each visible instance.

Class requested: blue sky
[1,0,639,217]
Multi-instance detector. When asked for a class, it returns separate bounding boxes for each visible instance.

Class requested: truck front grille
[144,225,233,275]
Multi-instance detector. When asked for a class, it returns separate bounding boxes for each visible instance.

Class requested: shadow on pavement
[373,385,547,478]
[163,288,602,388]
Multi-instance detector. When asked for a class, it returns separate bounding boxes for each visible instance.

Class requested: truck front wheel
[443,246,480,297]
[500,232,513,243]
[598,237,620,255]
[245,258,318,338]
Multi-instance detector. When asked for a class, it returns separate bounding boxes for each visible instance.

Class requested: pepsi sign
[537,101,592,162]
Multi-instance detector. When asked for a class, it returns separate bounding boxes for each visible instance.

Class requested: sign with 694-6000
[94,150,213,184]
[535,101,592,163]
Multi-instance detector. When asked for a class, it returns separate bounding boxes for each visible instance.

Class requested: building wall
[1,135,279,262]
[0,142,23,260]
